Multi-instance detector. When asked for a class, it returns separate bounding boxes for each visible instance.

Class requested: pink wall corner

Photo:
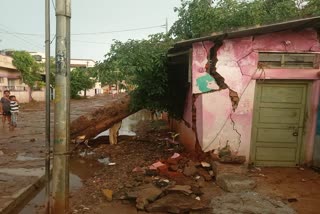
[253,28,320,52]
[304,80,320,164]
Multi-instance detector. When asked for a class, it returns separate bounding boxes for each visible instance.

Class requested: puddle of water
[19,173,83,214]
[94,110,152,139]
[18,110,154,213]
[18,158,99,214]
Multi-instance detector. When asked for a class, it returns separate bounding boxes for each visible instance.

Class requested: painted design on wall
[196,73,219,92]
[192,42,219,94]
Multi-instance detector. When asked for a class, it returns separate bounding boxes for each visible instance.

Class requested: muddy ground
[6,96,320,214]
[67,119,320,214]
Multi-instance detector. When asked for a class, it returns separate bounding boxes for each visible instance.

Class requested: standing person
[9,95,19,127]
[0,90,11,127]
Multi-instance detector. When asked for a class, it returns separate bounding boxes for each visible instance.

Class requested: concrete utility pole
[51,0,71,213]
[45,0,51,212]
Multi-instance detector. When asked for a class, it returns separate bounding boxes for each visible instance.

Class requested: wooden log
[70,95,137,140]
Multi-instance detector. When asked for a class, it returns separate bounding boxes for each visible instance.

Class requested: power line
[0,24,44,50]
[0,24,166,37]
[72,39,111,45]
[72,25,166,35]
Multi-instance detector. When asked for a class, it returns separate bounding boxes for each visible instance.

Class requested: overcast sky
[0,0,181,61]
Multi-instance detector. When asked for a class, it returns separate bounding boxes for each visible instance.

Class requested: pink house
[168,17,320,167]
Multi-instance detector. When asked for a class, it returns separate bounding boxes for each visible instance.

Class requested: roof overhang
[169,16,320,54]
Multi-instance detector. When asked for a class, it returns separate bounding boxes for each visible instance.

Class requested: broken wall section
[192,28,320,162]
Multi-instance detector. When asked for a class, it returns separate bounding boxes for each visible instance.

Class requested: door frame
[249,80,312,166]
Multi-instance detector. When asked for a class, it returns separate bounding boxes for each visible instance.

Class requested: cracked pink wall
[191,28,320,163]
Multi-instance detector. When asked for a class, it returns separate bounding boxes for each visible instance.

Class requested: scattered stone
[288,198,298,203]
[168,185,193,195]
[156,179,170,188]
[209,170,214,176]
[30,138,36,142]
[102,189,113,201]
[0,150,4,156]
[210,192,297,214]
[191,186,203,196]
[183,161,198,177]
[219,155,246,164]
[150,161,165,170]
[125,183,133,188]
[201,161,211,168]
[145,169,158,176]
[210,161,247,176]
[135,185,163,210]
[197,168,212,181]
[216,173,256,193]
[169,165,179,172]
[196,176,206,188]
[167,158,179,165]
[195,196,201,201]
[146,193,207,213]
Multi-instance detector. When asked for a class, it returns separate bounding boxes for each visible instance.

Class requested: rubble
[146,193,207,213]
[210,192,297,214]
[216,173,256,193]
[167,185,193,195]
[183,160,198,176]
[135,185,163,210]
[210,160,247,176]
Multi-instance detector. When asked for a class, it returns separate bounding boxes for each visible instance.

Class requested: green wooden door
[251,81,308,166]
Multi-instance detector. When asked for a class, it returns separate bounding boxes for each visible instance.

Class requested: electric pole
[51,0,71,213]
[45,0,51,212]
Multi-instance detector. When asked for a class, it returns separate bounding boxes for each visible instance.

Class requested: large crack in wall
[192,40,241,154]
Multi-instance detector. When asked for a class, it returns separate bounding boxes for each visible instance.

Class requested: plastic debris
[200,161,211,168]
[79,151,94,157]
[108,162,116,166]
[98,157,110,165]
[171,153,180,159]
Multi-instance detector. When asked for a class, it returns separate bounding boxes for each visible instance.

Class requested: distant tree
[12,51,43,100]
[70,67,95,98]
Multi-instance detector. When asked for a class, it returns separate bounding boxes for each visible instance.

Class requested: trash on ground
[98,157,110,165]
[171,153,180,159]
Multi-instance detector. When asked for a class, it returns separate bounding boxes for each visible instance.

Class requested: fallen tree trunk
[70,95,138,140]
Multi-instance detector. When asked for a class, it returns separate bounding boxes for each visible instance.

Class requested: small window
[259,53,317,69]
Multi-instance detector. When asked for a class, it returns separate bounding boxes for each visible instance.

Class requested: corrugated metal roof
[169,16,320,53]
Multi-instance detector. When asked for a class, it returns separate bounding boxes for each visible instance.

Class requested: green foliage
[170,0,317,39]
[97,33,176,114]
[70,68,96,98]
[12,51,42,89]
[96,0,319,118]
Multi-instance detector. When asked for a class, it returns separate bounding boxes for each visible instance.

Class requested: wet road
[0,94,124,213]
